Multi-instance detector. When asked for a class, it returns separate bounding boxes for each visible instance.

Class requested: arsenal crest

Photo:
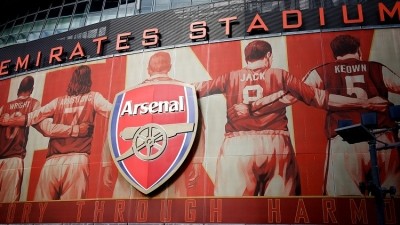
[108,81,198,194]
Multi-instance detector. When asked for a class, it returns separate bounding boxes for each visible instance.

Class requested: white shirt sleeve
[27,98,58,126]
[34,118,78,137]
[93,92,113,118]
[304,69,324,88]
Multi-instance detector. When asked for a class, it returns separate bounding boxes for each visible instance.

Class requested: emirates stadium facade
[0,0,399,224]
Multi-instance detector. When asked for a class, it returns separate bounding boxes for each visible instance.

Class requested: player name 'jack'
[120,96,185,116]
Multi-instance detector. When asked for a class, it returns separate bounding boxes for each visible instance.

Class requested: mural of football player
[103,51,206,198]
[303,34,400,196]
[0,65,112,200]
[0,76,91,202]
[194,39,385,196]
[194,40,318,196]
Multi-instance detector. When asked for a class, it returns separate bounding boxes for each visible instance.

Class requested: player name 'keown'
[334,64,367,74]
[120,96,185,116]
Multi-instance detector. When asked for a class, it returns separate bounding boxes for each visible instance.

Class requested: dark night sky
[0,0,56,25]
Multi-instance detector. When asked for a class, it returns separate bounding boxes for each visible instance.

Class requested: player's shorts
[215,130,300,196]
[0,157,23,202]
[326,131,400,196]
[34,153,89,201]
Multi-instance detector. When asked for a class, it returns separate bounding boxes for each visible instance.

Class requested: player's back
[224,67,292,133]
[0,97,39,158]
[47,92,97,157]
[52,92,96,125]
[317,59,386,97]
[313,59,395,137]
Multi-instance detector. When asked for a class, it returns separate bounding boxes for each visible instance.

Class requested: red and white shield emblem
[109,81,198,194]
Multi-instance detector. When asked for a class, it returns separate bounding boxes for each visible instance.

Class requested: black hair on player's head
[18,76,34,95]
[330,35,360,58]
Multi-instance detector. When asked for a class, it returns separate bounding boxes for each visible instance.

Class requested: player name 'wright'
[9,101,30,110]
[120,96,185,116]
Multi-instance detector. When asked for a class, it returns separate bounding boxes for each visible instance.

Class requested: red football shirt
[196,67,326,133]
[305,58,396,138]
[27,91,112,157]
[0,96,40,159]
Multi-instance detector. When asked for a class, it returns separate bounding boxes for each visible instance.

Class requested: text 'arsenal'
[120,96,185,116]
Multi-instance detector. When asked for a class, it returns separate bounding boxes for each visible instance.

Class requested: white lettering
[133,102,141,115]
[179,96,184,111]
[148,101,158,114]
[9,101,30,110]
[59,95,92,105]
[139,103,149,114]
[159,101,169,113]
[335,66,340,73]
[334,64,367,74]
[361,64,367,71]
[120,101,133,116]
[240,72,265,82]
[119,96,186,116]
[170,100,179,112]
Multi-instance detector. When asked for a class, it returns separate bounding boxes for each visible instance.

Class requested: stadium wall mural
[0,27,399,224]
